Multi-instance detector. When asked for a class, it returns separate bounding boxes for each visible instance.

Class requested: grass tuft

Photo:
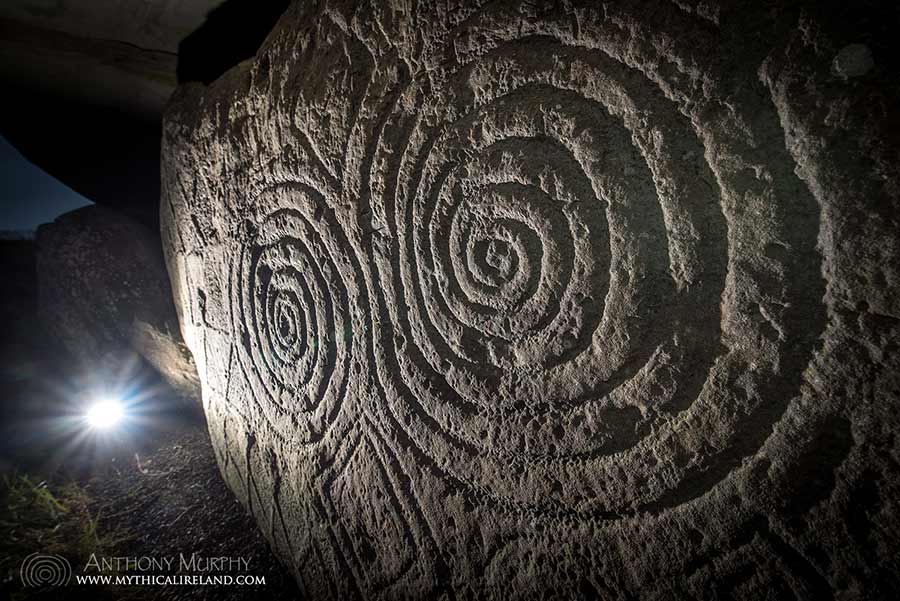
[0,472,132,599]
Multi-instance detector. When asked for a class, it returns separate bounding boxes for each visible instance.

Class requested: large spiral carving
[364,5,821,514]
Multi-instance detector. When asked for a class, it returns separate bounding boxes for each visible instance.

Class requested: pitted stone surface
[161,1,900,598]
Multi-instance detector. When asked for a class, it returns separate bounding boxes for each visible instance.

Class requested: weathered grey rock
[37,206,200,406]
[161,0,900,598]
[832,44,875,79]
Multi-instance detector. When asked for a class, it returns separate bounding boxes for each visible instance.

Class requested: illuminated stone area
[161,1,899,598]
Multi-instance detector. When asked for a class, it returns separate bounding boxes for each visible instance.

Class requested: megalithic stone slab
[161,1,900,598]
[37,205,202,406]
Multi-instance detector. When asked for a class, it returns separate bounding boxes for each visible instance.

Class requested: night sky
[0,135,91,234]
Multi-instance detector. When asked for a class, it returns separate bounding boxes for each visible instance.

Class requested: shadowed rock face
[37,206,200,407]
[161,0,900,598]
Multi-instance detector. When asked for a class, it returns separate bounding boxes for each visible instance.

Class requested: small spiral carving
[230,185,356,444]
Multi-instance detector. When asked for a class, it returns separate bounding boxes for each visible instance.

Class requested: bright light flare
[84,399,125,430]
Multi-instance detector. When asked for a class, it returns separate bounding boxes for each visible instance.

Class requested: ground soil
[83,418,302,601]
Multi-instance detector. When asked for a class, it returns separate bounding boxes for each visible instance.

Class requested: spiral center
[271,292,305,358]
[277,305,294,342]
[472,233,518,287]
[484,238,513,278]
